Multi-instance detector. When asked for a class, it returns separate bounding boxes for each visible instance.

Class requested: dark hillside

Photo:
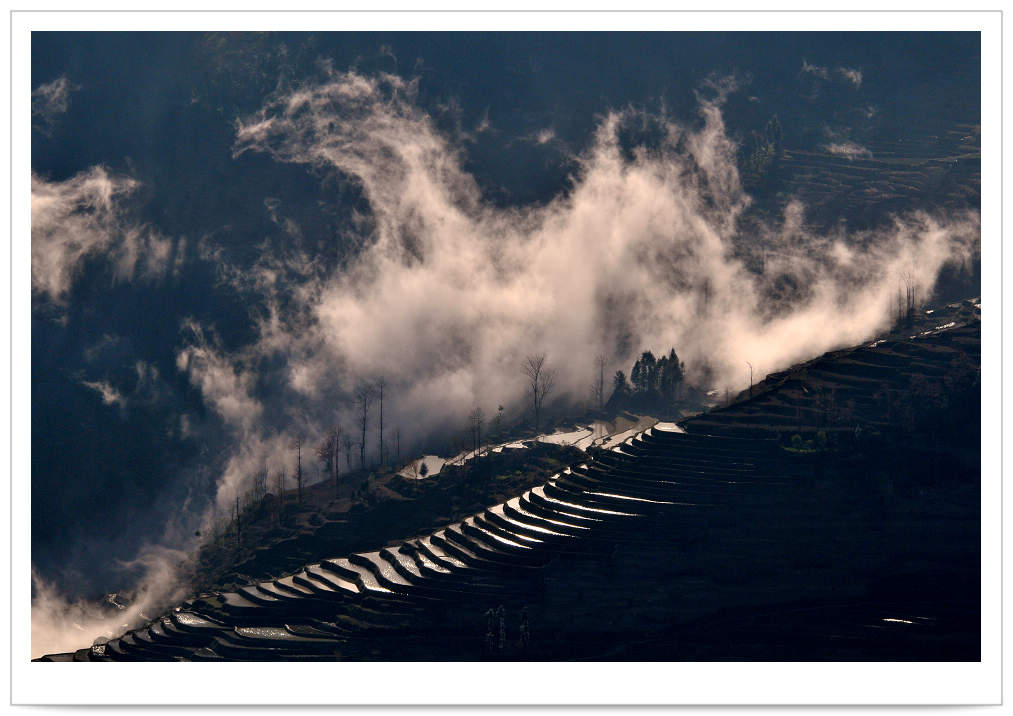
[185,442,585,596]
[39,314,980,662]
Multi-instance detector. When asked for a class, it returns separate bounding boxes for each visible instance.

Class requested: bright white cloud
[31,167,181,303]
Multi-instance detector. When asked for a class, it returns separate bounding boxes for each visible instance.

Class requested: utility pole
[356,384,374,470]
[746,361,753,398]
[235,495,240,549]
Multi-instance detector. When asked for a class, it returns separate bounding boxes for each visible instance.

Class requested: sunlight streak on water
[586,491,677,505]
[489,504,569,536]
[537,485,639,517]
[510,496,593,529]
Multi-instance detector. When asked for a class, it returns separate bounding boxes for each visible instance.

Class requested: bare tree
[317,426,341,499]
[342,433,354,470]
[377,377,386,466]
[332,425,341,498]
[491,405,505,441]
[904,273,917,324]
[293,434,305,503]
[468,406,484,457]
[253,468,268,502]
[316,436,334,478]
[523,354,557,434]
[355,384,375,469]
[275,469,286,524]
[593,352,608,411]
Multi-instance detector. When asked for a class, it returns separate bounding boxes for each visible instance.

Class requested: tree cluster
[609,348,686,417]
[630,348,685,403]
[896,273,919,328]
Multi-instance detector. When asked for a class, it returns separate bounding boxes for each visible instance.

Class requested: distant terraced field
[760,123,980,229]
[689,299,980,439]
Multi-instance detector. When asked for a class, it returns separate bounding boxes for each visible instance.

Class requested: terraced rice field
[39,312,979,662]
[771,124,979,228]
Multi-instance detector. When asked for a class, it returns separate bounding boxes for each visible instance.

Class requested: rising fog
[32,66,979,658]
[30,546,186,659]
[183,68,978,509]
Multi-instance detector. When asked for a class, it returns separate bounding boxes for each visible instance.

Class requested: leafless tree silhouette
[377,377,386,465]
[469,406,484,457]
[523,354,556,434]
[293,433,305,503]
[355,384,375,469]
[593,352,608,410]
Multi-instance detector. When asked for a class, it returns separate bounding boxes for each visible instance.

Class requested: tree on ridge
[293,433,305,503]
[523,354,556,434]
[355,384,375,470]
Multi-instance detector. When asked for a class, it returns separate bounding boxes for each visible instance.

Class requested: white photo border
[8,9,1002,706]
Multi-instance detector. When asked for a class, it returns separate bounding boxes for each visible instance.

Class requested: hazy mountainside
[38,314,980,661]
[690,297,981,437]
[186,442,586,597]
[31,32,980,611]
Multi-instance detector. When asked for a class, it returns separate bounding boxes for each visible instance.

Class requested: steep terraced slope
[40,318,980,662]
